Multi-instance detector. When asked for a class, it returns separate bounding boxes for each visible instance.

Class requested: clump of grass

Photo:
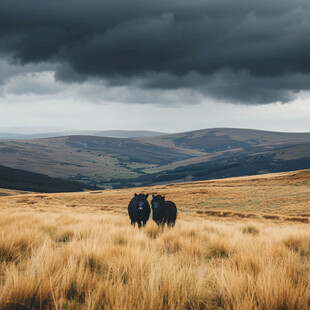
[61,299,83,310]
[208,244,229,259]
[242,225,260,235]
[112,229,129,246]
[53,230,74,243]
[203,224,219,234]
[87,255,102,273]
[144,223,162,239]
[0,230,41,263]
[66,280,86,305]
[159,232,182,254]
[179,227,198,239]
[283,234,310,257]
[205,234,232,259]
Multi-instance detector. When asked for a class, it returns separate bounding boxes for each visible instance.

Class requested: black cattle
[128,193,150,228]
[151,195,177,227]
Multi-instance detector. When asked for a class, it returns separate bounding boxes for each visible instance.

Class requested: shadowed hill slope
[0,164,98,192]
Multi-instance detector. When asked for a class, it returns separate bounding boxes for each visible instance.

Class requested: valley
[0,128,309,189]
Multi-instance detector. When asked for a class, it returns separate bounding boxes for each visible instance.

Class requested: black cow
[151,195,177,227]
[128,193,150,228]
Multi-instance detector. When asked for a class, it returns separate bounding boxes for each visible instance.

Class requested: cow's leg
[137,221,142,228]
[162,218,168,227]
[131,220,135,226]
[168,220,175,228]
[142,220,147,226]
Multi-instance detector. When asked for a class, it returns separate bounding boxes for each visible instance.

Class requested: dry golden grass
[0,169,309,309]
[0,213,309,309]
[0,169,309,221]
[0,188,32,197]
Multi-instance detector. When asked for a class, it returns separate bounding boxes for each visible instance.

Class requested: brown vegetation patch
[286,217,309,223]
[197,209,309,224]
[283,235,310,257]
[242,225,260,235]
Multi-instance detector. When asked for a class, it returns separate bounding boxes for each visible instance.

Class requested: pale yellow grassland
[0,169,309,309]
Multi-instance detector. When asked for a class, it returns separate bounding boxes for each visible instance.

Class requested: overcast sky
[0,0,310,133]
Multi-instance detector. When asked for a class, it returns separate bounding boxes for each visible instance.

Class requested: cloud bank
[1,0,310,104]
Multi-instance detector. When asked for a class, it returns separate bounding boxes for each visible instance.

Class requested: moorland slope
[0,128,309,189]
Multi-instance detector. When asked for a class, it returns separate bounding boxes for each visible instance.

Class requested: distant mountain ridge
[0,127,309,190]
[0,130,167,140]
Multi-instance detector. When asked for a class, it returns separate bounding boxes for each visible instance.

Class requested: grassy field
[0,170,309,309]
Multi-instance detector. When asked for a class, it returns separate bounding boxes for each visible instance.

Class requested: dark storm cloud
[0,0,310,104]
[0,60,54,85]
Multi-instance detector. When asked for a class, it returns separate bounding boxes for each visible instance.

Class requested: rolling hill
[0,128,309,189]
